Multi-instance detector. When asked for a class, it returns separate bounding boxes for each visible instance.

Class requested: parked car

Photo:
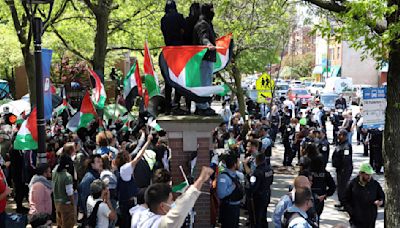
[303,81,313,87]
[274,83,289,98]
[287,88,313,108]
[320,93,338,116]
[309,82,325,95]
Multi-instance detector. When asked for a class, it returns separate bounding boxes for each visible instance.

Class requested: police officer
[309,160,336,217]
[217,153,244,228]
[317,129,330,168]
[249,153,274,228]
[280,106,292,137]
[331,129,353,210]
[335,93,347,110]
[368,128,383,174]
[258,127,272,166]
[330,110,344,145]
[283,118,297,166]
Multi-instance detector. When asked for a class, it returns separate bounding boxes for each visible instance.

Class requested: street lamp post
[27,0,54,165]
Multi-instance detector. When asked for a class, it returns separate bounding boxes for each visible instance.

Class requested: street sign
[362,87,386,129]
[255,73,275,90]
[256,73,274,103]
[257,91,273,103]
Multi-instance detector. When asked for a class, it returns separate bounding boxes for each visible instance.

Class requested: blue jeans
[347,131,353,144]
[196,60,214,109]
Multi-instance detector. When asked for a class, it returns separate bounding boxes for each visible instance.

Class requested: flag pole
[179,165,189,185]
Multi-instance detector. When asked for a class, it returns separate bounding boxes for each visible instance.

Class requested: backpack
[220,172,244,202]
[87,200,102,228]
[281,210,318,228]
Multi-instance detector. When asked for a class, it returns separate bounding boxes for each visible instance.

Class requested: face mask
[164,202,176,210]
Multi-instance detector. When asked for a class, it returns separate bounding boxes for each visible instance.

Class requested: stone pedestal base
[157,115,221,227]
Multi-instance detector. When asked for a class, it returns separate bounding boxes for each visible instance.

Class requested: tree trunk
[92,11,110,80]
[232,64,246,117]
[383,39,400,227]
[22,48,36,106]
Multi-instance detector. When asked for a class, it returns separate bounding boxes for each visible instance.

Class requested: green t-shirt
[52,168,73,204]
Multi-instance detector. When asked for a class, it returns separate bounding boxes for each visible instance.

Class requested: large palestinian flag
[214,33,234,73]
[14,108,38,150]
[124,59,143,111]
[89,69,107,109]
[144,41,161,98]
[67,91,97,132]
[159,46,230,102]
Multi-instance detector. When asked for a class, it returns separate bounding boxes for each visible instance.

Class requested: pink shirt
[29,182,53,215]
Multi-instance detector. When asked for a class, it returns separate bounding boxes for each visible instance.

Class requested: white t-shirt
[120,162,135,182]
[129,204,148,228]
[87,196,111,228]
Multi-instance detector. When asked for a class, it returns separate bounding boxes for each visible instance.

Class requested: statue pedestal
[157,115,222,227]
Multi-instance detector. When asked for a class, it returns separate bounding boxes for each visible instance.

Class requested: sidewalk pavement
[265,122,384,228]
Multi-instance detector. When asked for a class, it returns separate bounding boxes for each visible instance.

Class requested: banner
[362,87,386,129]
[42,49,53,120]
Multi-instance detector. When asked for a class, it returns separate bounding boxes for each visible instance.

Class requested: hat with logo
[359,163,375,175]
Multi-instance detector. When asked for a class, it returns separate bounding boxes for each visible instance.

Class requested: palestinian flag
[89,69,107,109]
[149,120,162,132]
[124,59,143,111]
[214,33,234,73]
[144,41,161,98]
[67,92,97,132]
[53,98,68,116]
[172,181,189,193]
[159,46,230,103]
[14,108,38,150]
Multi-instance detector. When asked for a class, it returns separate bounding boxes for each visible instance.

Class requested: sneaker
[194,108,217,116]
[171,107,186,115]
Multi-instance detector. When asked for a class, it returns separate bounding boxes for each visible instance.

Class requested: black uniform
[343,176,385,228]
[310,170,336,215]
[249,162,274,228]
[282,125,295,166]
[318,137,330,168]
[368,129,383,173]
[335,97,347,110]
[330,113,344,144]
[332,141,353,205]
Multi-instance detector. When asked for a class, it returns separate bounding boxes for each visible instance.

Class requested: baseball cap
[359,163,375,175]
[90,179,107,194]
[299,118,307,126]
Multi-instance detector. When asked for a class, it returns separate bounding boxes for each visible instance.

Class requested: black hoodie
[193,4,216,62]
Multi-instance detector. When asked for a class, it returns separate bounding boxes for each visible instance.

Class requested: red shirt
[0,170,7,213]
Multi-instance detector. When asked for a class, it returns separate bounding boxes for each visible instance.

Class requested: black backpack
[220,172,244,202]
[281,210,319,228]
[87,201,102,228]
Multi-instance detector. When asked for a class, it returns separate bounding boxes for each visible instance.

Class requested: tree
[48,0,161,79]
[1,0,69,104]
[211,0,296,116]
[281,52,315,79]
[303,0,399,226]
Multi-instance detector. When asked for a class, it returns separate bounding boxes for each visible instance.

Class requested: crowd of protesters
[0,0,386,227]
[208,93,385,228]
